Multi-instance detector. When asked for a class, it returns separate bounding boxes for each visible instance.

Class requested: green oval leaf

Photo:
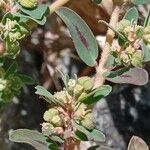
[79,85,112,104]
[9,129,56,150]
[131,0,150,5]
[56,7,98,67]
[105,68,148,86]
[35,85,64,106]
[19,4,49,20]
[123,7,139,23]
[73,121,105,142]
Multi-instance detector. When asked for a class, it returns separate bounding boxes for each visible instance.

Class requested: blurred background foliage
[0,0,150,150]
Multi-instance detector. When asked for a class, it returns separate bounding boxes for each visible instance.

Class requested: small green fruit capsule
[54,91,66,104]
[81,113,96,130]
[131,51,143,68]
[43,108,59,122]
[41,122,54,136]
[77,92,88,101]
[51,115,63,127]
[73,84,84,98]
[78,77,93,92]
[18,0,38,9]
[74,103,87,120]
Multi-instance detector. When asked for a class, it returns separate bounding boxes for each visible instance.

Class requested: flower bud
[54,90,68,104]
[18,0,38,9]
[51,115,63,127]
[120,52,130,64]
[68,79,76,93]
[81,113,96,130]
[73,84,84,98]
[78,77,93,92]
[125,45,135,55]
[41,122,54,136]
[43,108,59,122]
[131,50,143,68]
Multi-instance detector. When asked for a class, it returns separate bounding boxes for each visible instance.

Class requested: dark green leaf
[18,74,34,85]
[123,7,139,23]
[141,41,150,62]
[35,86,64,106]
[19,4,49,20]
[14,12,46,25]
[73,121,105,142]
[79,85,112,104]
[131,0,150,5]
[4,62,17,79]
[74,130,88,141]
[103,67,130,78]
[9,129,53,150]
[92,0,102,4]
[88,145,112,150]
[105,68,148,86]
[56,7,98,67]
[144,10,150,27]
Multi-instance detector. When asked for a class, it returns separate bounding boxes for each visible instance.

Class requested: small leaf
[74,130,88,141]
[127,136,149,150]
[56,69,69,89]
[35,86,64,106]
[123,7,139,23]
[103,67,130,78]
[79,85,112,104]
[88,145,112,150]
[144,10,150,27]
[131,0,150,5]
[141,41,150,62]
[4,62,17,79]
[105,68,148,86]
[19,4,49,20]
[73,121,105,142]
[56,7,98,67]
[14,12,47,25]
[92,0,102,4]
[9,129,54,150]
[18,74,35,85]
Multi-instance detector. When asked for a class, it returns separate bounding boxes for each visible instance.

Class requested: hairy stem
[94,5,121,88]
[49,0,70,14]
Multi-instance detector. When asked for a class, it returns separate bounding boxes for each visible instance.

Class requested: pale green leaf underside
[131,0,150,5]
[9,129,50,150]
[123,7,139,23]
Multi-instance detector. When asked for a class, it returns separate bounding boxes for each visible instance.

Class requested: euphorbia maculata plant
[0,0,149,149]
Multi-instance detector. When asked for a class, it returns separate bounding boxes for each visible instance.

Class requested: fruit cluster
[41,76,96,137]
[109,19,150,68]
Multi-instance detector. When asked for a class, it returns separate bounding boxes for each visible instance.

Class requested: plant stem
[49,0,70,15]
[94,5,121,88]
